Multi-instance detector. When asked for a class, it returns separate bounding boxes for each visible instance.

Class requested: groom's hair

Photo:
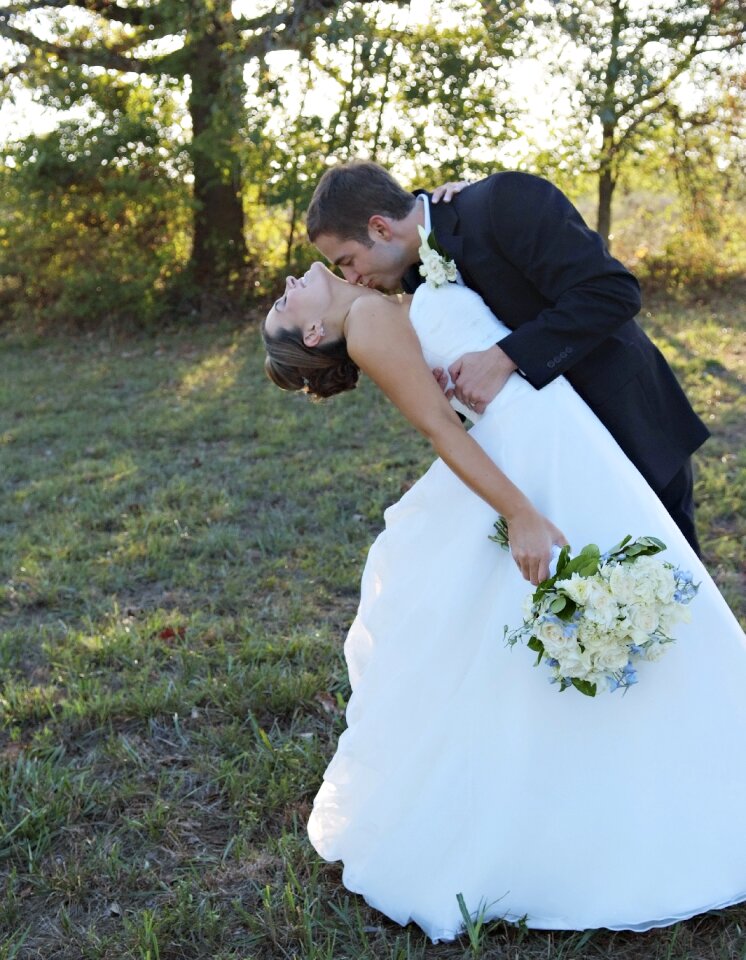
[306,160,415,245]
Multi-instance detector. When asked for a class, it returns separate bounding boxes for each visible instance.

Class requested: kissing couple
[261,160,746,940]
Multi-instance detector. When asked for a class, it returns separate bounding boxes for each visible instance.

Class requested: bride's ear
[303,322,325,348]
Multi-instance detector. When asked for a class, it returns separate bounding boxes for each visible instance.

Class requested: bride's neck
[331,286,411,340]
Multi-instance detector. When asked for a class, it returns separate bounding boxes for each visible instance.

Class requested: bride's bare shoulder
[346,292,412,334]
[345,292,419,365]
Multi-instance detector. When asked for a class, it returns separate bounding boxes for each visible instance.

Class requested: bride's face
[265,261,340,345]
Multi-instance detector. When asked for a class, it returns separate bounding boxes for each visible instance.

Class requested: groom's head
[307,160,421,292]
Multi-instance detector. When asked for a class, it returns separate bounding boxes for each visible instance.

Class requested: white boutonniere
[417,225,458,288]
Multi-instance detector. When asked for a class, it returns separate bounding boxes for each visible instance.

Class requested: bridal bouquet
[492,529,699,696]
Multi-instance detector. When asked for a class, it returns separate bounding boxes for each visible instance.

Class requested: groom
[306,160,709,554]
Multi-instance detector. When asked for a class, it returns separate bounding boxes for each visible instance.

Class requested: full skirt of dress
[307,371,746,942]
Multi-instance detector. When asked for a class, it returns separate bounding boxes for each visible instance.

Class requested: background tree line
[0,0,744,329]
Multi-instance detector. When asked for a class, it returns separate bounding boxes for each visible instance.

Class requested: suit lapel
[416,190,463,260]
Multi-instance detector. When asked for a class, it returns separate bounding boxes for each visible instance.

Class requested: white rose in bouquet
[607,564,638,605]
[572,578,619,626]
[644,640,669,662]
[628,556,676,604]
[556,646,593,680]
[658,601,691,633]
[626,604,660,636]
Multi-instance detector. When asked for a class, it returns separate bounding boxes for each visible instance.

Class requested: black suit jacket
[403,172,709,493]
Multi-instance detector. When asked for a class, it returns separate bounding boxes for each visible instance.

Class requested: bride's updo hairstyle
[262,316,360,400]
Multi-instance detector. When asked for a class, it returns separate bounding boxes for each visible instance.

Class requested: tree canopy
[0,0,744,326]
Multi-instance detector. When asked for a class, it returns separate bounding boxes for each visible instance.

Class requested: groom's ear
[367,215,393,242]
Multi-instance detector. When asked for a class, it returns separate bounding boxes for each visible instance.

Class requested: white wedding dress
[307,281,746,941]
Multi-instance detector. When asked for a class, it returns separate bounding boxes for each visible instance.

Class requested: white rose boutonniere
[417,225,458,288]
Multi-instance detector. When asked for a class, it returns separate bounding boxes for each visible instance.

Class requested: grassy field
[0,286,744,960]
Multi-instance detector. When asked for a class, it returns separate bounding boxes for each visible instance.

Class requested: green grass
[0,286,744,959]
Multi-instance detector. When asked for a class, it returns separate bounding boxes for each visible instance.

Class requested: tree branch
[612,97,666,154]
[234,0,405,31]
[612,16,723,123]
[235,0,406,59]
[1,0,164,28]
[0,19,158,73]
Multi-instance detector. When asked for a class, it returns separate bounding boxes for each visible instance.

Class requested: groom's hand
[448,345,517,414]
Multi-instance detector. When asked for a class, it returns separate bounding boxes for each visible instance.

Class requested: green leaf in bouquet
[617,535,667,563]
[606,534,633,556]
[554,596,577,621]
[634,535,666,555]
[559,543,601,579]
[532,580,551,599]
[550,596,567,614]
[571,678,598,697]
[554,544,572,577]
[527,636,544,664]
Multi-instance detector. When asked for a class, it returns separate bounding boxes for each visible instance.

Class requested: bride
[262,261,746,941]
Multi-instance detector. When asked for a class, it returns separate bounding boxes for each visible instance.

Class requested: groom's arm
[477,172,641,390]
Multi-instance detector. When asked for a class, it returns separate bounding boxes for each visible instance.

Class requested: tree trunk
[187,14,247,291]
[597,124,616,250]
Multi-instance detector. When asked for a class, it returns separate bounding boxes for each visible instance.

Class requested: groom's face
[314,227,410,293]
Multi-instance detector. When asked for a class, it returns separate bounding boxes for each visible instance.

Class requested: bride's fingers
[552,525,570,548]
[431,367,449,393]
[513,552,543,585]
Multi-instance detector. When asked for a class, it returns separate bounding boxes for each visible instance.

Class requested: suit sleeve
[488,174,642,389]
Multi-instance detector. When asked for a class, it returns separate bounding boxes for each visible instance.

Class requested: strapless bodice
[409,282,518,420]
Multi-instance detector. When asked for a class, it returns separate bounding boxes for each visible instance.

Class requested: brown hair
[261,315,360,400]
[306,160,415,244]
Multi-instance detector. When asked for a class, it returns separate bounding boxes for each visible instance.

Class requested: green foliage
[535,0,745,242]
[249,0,523,282]
[0,0,744,322]
[0,82,191,329]
[635,89,746,291]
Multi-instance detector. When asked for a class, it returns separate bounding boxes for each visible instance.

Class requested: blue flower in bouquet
[622,661,638,684]
[672,568,698,604]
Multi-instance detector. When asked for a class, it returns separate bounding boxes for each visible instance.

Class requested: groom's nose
[340,265,359,283]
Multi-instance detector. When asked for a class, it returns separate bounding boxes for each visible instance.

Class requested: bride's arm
[345,298,567,585]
